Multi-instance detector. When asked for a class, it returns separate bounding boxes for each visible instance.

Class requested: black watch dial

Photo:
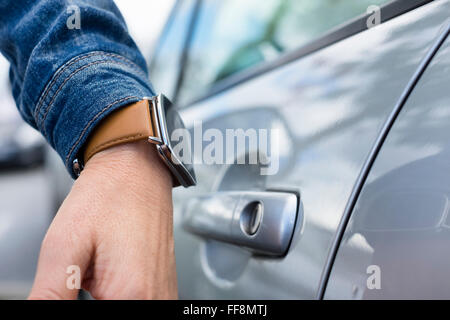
[157,94,196,187]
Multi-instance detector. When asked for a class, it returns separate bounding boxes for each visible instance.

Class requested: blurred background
[0,0,175,299]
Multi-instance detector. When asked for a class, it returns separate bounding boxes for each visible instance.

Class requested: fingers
[27,141,176,299]
[28,217,93,300]
[81,212,178,300]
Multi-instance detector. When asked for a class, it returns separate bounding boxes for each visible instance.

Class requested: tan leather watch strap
[83,99,157,163]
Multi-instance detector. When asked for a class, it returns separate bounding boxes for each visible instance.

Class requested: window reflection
[178,0,390,105]
[149,0,197,100]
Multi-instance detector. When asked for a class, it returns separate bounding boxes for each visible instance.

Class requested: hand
[28,141,177,299]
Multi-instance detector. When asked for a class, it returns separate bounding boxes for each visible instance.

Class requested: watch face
[156,94,196,187]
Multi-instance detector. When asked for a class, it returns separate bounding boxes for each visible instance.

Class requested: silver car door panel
[173,1,450,299]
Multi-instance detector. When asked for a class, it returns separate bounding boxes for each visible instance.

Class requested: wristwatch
[72,94,196,188]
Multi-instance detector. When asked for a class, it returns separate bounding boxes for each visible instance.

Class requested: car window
[148,0,197,101]
[176,0,390,106]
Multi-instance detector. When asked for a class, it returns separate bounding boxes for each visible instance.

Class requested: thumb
[28,226,93,300]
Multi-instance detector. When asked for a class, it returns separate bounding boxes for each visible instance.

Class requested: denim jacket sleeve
[0,0,155,177]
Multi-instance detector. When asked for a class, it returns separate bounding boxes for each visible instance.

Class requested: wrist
[79,141,173,201]
[77,95,195,188]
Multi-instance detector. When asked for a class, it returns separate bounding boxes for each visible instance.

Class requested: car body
[148,0,450,299]
[0,120,45,170]
[0,60,45,170]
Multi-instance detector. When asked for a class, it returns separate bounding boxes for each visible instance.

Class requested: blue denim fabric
[0,0,155,177]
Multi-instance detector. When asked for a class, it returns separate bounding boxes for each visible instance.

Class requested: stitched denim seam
[34,51,146,123]
[33,52,101,122]
[39,59,146,137]
[40,59,140,135]
[65,95,140,167]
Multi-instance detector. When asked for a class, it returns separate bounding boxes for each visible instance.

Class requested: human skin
[28,140,177,299]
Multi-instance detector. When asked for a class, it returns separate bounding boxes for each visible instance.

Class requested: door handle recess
[182,191,299,256]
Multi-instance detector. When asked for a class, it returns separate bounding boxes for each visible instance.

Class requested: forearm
[0,0,154,177]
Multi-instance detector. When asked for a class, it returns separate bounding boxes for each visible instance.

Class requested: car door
[149,0,450,299]
[325,23,450,299]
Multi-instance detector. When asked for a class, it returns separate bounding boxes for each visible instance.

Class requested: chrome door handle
[182,191,300,256]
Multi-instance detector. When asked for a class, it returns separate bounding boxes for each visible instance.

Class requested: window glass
[148,0,196,101]
[177,0,390,105]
